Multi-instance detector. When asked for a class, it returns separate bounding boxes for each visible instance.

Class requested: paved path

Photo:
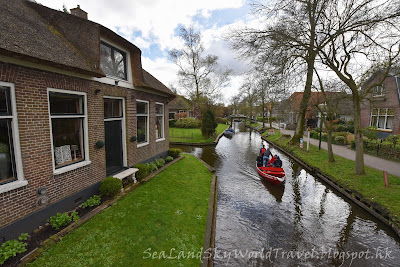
[274,127,400,177]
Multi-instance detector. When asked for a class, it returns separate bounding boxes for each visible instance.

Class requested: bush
[334,136,346,145]
[48,211,79,230]
[147,162,158,173]
[133,164,149,181]
[0,233,28,264]
[321,132,328,142]
[99,176,122,198]
[168,148,182,158]
[155,158,165,168]
[169,119,177,127]
[201,110,218,138]
[174,117,201,128]
[362,127,379,140]
[216,117,228,124]
[165,156,173,162]
[81,195,101,209]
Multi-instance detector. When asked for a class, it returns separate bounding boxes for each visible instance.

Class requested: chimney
[70,5,88,20]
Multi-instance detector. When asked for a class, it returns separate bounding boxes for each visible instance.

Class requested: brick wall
[0,61,170,228]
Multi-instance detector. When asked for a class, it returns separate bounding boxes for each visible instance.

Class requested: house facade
[168,95,193,120]
[0,0,175,240]
[360,71,400,135]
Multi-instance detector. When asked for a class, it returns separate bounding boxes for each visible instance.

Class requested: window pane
[0,119,16,183]
[50,93,83,115]
[386,117,393,129]
[100,42,127,80]
[137,102,148,114]
[156,104,163,115]
[137,116,147,143]
[156,116,163,139]
[378,116,385,129]
[372,109,378,115]
[371,116,377,127]
[0,86,11,115]
[104,98,122,118]
[52,118,84,168]
[388,109,395,116]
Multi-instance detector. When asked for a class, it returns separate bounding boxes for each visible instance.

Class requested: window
[156,103,164,140]
[0,82,25,192]
[100,42,127,80]
[371,85,386,97]
[137,100,149,146]
[48,89,89,173]
[169,112,175,120]
[0,86,17,184]
[370,108,394,130]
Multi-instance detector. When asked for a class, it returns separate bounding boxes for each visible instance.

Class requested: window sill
[137,142,149,148]
[376,129,393,132]
[156,138,165,142]
[53,160,92,175]
[0,180,28,194]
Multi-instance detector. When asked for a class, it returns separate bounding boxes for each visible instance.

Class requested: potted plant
[0,142,10,180]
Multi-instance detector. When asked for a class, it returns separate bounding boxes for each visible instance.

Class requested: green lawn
[30,155,213,267]
[264,132,400,225]
[169,124,227,143]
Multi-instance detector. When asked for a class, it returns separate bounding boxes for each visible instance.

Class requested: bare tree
[314,0,400,174]
[169,27,231,116]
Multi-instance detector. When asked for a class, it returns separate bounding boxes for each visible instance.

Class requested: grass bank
[30,155,213,267]
[263,129,400,227]
[170,124,227,143]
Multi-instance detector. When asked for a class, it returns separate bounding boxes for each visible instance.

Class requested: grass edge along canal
[262,129,400,231]
[170,124,227,143]
[29,154,213,267]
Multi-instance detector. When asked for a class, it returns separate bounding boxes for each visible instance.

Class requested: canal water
[172,123,400,266]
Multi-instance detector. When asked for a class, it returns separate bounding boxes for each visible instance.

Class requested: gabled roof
[288,91,352,114]
[0,0,175,97]
[169,95,192,110]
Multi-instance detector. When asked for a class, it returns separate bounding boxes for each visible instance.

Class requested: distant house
[360,70,400,135]
[282,92,353,129]
[0,0,175,240]
[168,95,193,120]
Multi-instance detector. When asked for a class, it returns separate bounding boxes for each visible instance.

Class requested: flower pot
[0,152,10,180]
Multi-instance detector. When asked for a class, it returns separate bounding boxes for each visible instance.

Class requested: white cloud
[141,56,179,87]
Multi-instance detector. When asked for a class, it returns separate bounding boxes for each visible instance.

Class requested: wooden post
[383,171,389,187]
[307,130,310,152]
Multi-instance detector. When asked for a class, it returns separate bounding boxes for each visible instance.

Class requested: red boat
[256,156,285,185]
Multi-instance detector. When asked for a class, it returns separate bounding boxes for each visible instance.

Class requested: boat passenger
[269,155,277,167]
[263,147,272,167]
[259,145,266,156]
[272,156,282,168]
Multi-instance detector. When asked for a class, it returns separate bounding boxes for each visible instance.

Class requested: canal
[172,123,400,266]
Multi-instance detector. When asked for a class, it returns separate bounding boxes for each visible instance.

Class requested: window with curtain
[370,108,394,130]
[155,103,164,140]
[49,91,86,168]
[137,100,149,145]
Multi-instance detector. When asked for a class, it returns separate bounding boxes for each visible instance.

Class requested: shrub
[48,211,79,230]
[147,162,158,173]
[134,164,149,181]
[321,133,328,142]
[201,110,217,138]
[169,119,177,127]
[165,156,173,162]
[99,176,122,198]
[155,158,165,168]
[216,117,228,124]
[0,233,28,264]
[168,148,182,158]
[334,136,346,145]
[350,140,356,149]
[174,117,201,128]
[81,195,101,209]
[362,127,379,140]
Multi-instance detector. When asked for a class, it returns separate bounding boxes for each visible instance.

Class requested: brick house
[0,0,175,240]
[168,95,193,120]
[360,70,400,135]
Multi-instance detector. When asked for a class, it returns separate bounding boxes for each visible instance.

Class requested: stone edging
[18,156,185,266]
[262,136,400,239]
[170,126,229,147]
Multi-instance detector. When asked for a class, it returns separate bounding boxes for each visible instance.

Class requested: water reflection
[172,123,400,266]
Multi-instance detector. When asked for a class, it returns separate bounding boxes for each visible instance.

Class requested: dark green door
[105,120,123,175]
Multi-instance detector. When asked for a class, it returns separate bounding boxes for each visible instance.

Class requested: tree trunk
[326,120,335,162]
[352,94,365,174]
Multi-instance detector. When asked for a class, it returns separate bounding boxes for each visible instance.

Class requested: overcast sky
[36,0,257,103]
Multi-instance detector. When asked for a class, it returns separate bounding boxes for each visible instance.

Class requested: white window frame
[156,102,165,142]
[0,82,26,193]
[48,88,91,175]
[371,85,386,97]
[103,96,127,167]
[370,108,394,131]
[136,100,149,148]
